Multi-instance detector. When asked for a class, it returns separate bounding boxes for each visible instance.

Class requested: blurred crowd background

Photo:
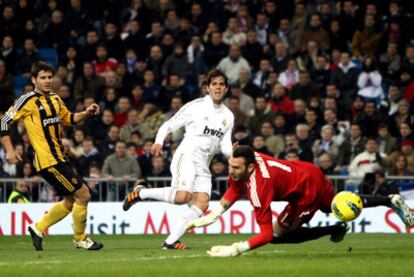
[1,0,414,201]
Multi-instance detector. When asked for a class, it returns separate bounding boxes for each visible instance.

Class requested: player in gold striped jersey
[0,61,103,251]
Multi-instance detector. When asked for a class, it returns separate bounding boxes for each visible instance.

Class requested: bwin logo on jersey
[203,126,224,138]
[43,117,60,127]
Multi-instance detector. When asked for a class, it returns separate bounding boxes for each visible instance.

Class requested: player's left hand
[207,242,245,257]
[85,103,100,116]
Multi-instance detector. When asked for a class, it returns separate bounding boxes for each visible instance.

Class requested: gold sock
[72,203,88,241]
[36,201,71,233]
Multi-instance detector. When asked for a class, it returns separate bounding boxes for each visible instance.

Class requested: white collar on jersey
[204,95,224,112]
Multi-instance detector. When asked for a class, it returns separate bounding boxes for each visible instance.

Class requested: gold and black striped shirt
[1,91,74,171]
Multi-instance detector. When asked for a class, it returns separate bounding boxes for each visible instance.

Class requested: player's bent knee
[174,190,192,204]
[63,196,74,210]
[73,184,91,205]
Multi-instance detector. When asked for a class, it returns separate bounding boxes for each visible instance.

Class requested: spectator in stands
[160,74,191,108]
[300,14,329,53]
[99,87,118,112]
[379,42,401,81]
[290,99,306,127]
[223,17,246,45]
[246,95,272,136]
[224,83,254,115]
[285,148,300,161]
[187,35,207,76]
[76,137,102,177]
[123,20,146,59]
[390,100,414,137]
[16,160,35,178]
[331,52,360,109]
[253,59,272,90]
[385,84,403,117]
[260,121,284,157]
[279,133,313,162]
[378,123,397,156]
[356,100,389,138]
[0,5,22,44]
[113,96,131,127]
[119,109,152,142]
[278,59,299,89]
[228,96,247,128]
[73,61,105,102]
[98,125,120,157]
[401,44,414,78]
[137,99,165,138]
[267,83,294,115]
[311,55,331,89]
[8,180,30,203]
[218,43,250,84]
[66,0,92,46]
[70,129,85,158]
[237,67,262,100]
[318,153,338,175]
[102,140,141,201]
[336,123,365,172]
[103,22,123,60]
[81,29,100,62]
[289,70,321,102]
[359,171,400,196]
[242,30,262,71]
[312,125,339,164]
[162,42,192,80]
[173,17,197,46]
[328,19,347,52]
[305,108,321,141]
[0,59,14,113]
[252,135,273,156]
[203,31,229,69]
[16,38,41,76]
[150,156,170,177]
[92,43,118,75]
[0,36,17,74]
[57,84,75,111]
[40,9,66,50]
[349,138,388,178]
[357,56,384,105]
[138,138,153,177]
[270,41,289,74]
[352,14,382,59]
[389,153,413,176]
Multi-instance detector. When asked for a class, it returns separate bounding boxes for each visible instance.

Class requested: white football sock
[165,205,203,245]
[139,187,176,203]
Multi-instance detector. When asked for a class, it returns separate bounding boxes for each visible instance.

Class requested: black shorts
[39,163,84,195]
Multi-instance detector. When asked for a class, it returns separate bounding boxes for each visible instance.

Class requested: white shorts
[170,152,212,196]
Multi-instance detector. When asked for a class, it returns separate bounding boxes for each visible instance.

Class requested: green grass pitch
[0,234,413,277]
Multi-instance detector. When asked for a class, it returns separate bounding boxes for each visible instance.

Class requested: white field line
[0,250,285,266]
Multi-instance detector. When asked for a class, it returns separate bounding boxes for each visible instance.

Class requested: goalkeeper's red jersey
[223,152,333,249]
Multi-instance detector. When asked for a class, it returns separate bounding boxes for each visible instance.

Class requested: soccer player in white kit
[123,69,234,249]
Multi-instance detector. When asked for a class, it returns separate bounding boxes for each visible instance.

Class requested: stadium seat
[13,76,29,97]
[38,48,58,68]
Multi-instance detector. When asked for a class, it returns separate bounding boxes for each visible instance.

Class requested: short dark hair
[31,61,54,77]
[207,68,228,87]
[233,145,256,166]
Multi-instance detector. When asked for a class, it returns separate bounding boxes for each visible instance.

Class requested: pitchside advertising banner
[0,201,413,236]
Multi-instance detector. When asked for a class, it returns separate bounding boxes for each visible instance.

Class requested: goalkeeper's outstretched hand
[207,242,248,257]
[185,210,221,230]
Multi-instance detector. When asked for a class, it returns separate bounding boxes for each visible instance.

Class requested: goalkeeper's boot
[73,236,104,250]
[123,185,144,211]
[390,194,414,227]
[330,222,349,243]
[28,223,43,251]
[162,240,188,250]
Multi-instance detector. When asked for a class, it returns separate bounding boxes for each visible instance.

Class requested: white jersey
[155,95,234,177]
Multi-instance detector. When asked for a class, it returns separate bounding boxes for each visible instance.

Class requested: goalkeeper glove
[207,241,250,257]
[186,205,225,230]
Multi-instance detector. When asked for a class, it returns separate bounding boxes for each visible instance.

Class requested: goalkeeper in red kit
[187,146,414,257]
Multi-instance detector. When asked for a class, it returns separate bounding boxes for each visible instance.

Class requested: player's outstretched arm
[186,198,232,230]
[73,103,100,123]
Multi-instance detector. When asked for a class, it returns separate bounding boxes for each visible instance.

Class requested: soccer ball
[331,191,363,221]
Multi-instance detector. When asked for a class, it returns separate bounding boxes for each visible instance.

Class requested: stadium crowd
[1,0,414,202]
